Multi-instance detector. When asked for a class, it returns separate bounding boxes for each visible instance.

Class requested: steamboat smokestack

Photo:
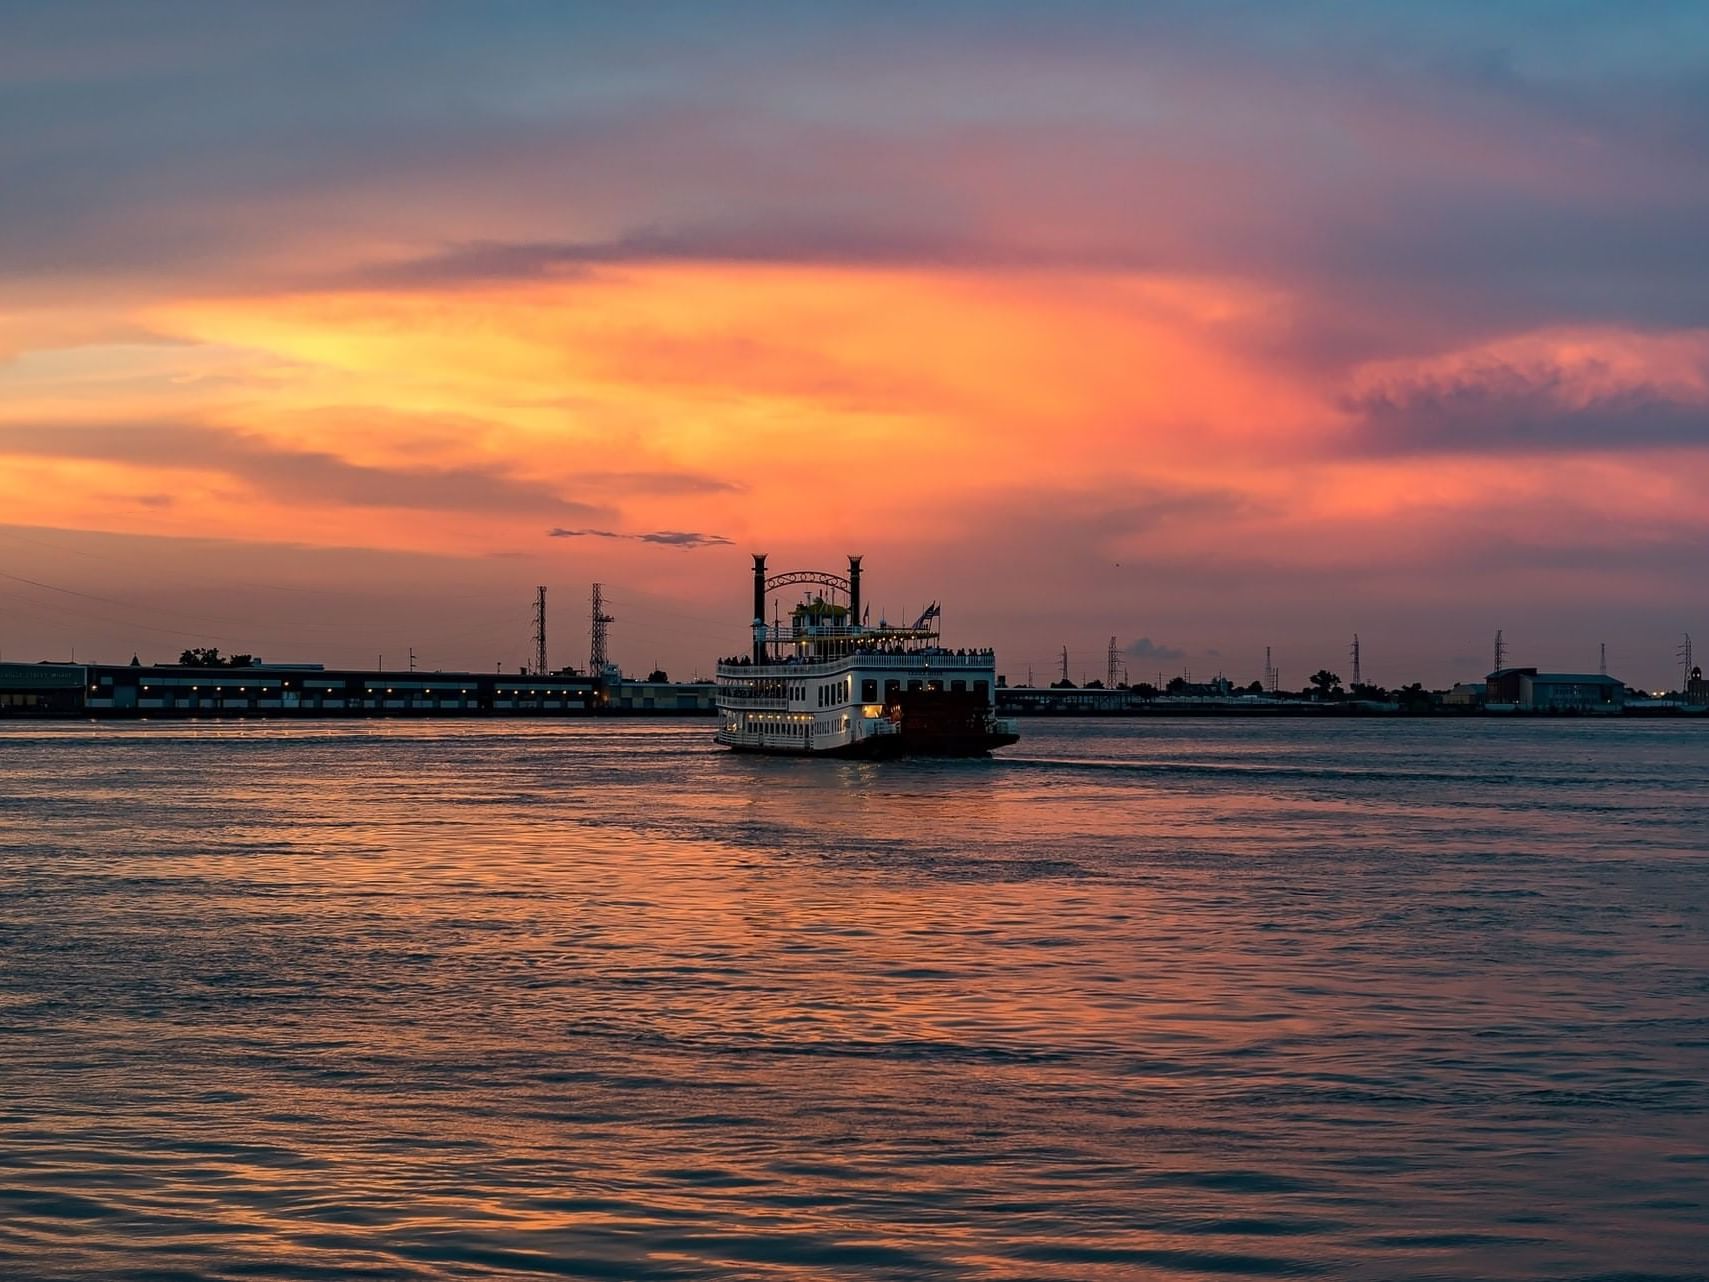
[848,555,862,630]
[752,553,768,662]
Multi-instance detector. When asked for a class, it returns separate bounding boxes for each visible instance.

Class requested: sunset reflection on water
[1,719,1705,1280]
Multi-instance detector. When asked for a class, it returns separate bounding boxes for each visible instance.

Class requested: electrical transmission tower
[1264,645,1279,695]
[589,583,615,673]
[532,586,548,675]
[1350,633,1362,687]
[1107,636,1121,688]
[1680,633,1694,690]
[1493,629,1507,673]
[1060,646,1070,684]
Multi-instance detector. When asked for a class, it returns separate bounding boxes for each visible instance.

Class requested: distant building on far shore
[1485,667,1624,712]
[601,676,716,713]
[1442,682,1486,707]
[1687,666,1708,707]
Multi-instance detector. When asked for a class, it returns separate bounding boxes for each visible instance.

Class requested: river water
[0,718,1704,1280]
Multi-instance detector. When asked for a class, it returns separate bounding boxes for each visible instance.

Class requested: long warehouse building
[0,661,715,718]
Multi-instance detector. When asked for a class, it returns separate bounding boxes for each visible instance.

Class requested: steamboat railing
[716,651,994,681]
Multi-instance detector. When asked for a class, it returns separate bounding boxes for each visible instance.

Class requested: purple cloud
[547,528,733,548]
[1346,361,1709,456]
[1125,637,1185,661]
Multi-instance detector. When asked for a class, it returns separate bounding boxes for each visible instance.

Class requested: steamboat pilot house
[715,555,1018,757]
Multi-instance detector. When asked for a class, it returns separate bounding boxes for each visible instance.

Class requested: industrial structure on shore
[5,656,1696,720]
[0,579,723,720]
[0,660,715,719]
[1,579,1701,721]
[1483,667,1625,713]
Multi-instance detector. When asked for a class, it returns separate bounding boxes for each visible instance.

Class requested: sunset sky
[4,2,1706,687]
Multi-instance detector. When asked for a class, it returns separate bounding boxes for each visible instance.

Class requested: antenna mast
[1494,629,1507,673]
[1107,636,1121,688]
[589,583,614,673]
[1599,642,1607,676]
[1680,633,1694,690]
[532,586,548,675]
[1350,633,1361,687]
[1060,645,1070,685]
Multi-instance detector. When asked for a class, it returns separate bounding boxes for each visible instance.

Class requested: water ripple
[0,718,1704,1279]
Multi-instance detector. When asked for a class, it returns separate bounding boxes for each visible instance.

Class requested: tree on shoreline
[1393,682,1433,712]
[177,648,260,668]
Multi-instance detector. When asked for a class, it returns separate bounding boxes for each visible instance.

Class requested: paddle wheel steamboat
[715,555,1019,757]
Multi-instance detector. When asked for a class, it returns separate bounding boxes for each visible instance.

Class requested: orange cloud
[110,265,1318,545]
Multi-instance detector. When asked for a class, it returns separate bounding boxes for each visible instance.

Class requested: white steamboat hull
[715,652,1016,758]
